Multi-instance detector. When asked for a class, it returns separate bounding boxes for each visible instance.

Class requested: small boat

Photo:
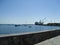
[15,25,21,27]
[28,26,32,28]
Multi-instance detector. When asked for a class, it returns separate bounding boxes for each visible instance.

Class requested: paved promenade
[35,36,60,45]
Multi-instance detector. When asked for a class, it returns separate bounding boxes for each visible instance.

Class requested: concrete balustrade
[0,30,60,45]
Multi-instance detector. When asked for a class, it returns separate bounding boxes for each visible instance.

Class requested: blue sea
[0,24,60,34]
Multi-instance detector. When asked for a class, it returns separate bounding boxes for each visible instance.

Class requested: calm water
[0,24,60,34]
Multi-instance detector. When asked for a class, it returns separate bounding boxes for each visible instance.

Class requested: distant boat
[15,25,21,27]
[28,26,32,28]
[23,24,27,26]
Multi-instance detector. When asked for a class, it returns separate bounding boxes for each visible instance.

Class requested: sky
[0,0,60,24]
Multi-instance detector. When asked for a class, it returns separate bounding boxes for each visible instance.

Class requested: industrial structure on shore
[35,17,47,25]
[35,17,60,26]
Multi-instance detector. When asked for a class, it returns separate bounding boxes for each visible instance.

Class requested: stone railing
[0,29,60,45]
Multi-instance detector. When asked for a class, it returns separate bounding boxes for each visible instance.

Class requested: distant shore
[35,23,60,26]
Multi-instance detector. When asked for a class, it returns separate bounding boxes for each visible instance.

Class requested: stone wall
[0,30,60,45]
